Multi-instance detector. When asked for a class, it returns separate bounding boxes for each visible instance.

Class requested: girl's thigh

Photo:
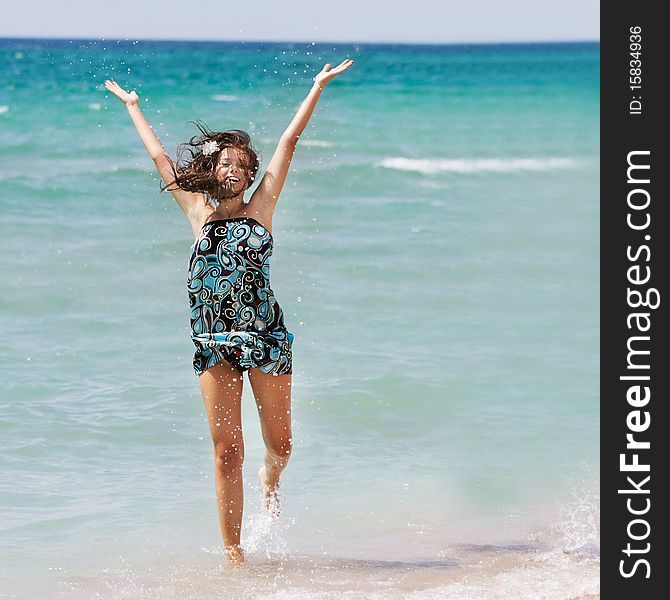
[199,359,245,447]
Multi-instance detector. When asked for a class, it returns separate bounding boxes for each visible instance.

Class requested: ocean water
[0,39,599,598]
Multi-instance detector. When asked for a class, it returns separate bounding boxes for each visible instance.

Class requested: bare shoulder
[153,153,205,220]
[242,203,274,235]
[247,171,277,209]
[189,203,218,239]
[245,189,275,230]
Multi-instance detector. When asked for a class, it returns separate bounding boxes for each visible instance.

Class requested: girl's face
[215,147,250,195]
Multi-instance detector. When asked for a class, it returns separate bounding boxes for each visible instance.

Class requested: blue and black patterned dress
[187,216,294,376]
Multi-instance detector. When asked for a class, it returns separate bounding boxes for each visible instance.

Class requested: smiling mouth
[225,176,241,184]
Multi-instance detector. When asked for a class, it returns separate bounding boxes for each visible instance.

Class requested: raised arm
[248,59,354,217]
[104,80,202,220]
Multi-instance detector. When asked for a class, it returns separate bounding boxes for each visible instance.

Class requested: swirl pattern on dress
[187,217,294,375]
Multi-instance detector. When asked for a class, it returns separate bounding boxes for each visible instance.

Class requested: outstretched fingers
[314,58,354,86]
[331,58,354,74]
[104,79,123,91]
[318,59,354,76]
[104,80,139,106]
[104,79,125,99]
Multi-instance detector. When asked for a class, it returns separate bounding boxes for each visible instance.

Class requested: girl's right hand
[104,80,139,108]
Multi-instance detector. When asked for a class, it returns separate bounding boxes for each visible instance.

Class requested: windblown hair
[161,121,260,202]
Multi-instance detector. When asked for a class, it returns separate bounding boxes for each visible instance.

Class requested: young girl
[104,58,353,565]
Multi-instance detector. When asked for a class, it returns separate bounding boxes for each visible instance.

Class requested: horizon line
[0,35,600,47]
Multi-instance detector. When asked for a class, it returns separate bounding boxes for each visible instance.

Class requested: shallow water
[0,38,599,597]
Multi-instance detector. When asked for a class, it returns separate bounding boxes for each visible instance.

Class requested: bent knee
[268,437,293,461]
[213,441,245,472]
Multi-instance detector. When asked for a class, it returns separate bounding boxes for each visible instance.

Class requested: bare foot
[258,465,282,517]
[225,544,245,566]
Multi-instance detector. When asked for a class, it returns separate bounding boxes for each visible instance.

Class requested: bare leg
[248,369,293,515]
[199,359,246,564]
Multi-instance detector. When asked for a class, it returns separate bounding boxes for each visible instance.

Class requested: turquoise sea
[0,39,599,598]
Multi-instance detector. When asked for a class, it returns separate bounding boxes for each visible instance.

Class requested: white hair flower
[201,140,219,156]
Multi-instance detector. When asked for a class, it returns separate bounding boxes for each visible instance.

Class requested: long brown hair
[160,121,260,201]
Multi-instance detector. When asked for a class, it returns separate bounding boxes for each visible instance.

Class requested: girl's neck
[209,194,246,218]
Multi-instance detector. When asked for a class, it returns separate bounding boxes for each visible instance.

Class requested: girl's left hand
[314,59,354,87]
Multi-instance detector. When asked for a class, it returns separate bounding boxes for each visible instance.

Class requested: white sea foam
[0,105,9,114]
[88,102,102,110]
[406,554,599,600]
[211,94,239,102]
[301,139,335,148]
[378,156,581,174]
[258,137,334,148]
[553,484,600,557]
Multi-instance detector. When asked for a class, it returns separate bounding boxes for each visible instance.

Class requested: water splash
[243,491,294,560]
[554,484,600,557]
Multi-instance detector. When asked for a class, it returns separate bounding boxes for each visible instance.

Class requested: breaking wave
[377,156,582,174]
